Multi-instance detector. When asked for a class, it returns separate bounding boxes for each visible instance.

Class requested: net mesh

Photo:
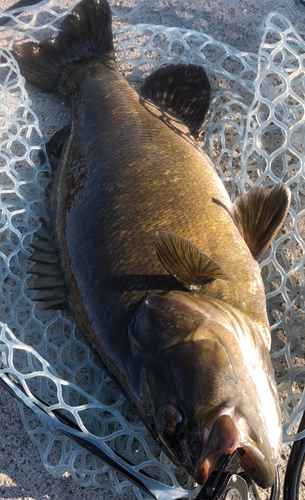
[0,0,305,498]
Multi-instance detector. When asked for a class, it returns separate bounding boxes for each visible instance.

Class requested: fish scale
[59,65,240,324]
[12,0,289,490]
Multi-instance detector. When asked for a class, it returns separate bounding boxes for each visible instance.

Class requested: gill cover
[130,291,281,489]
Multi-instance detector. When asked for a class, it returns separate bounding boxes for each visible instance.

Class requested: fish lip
[240,442,275,488]
[196,449,229,484]
[239,446,263,486]
[194,413,275,488]
[196,442,275,489]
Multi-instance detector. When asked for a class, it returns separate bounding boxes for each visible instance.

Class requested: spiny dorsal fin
[29,262,62,277]
[229,183,291,260]
[28,275,65,290]
[34,287,68,311]
[27,219,68,310]
[154,231,232,291]
[33,287,66,301]
[42,299,69,311]
[141,64,211,137]
[29,250,58,265]
[30,238,56,253]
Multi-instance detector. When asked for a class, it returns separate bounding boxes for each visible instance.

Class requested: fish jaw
[164,399,278,488]
[197,414,241,483]
[193,413,278,488]
[130,291,281,489]
[141,338,281,489]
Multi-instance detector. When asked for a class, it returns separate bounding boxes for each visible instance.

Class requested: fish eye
[159,404,183,433]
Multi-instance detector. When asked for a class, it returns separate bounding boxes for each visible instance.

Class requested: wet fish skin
[131,290,281,486]
[12,0,289,489]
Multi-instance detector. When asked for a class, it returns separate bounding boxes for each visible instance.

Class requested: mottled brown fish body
[12,0,290,490]
[56,62,267,353]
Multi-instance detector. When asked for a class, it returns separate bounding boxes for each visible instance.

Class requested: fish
[12,0,290,489]
[294,0,305,12]
[0,0,44,27]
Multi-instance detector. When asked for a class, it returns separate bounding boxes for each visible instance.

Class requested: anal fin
[141,64,211,137]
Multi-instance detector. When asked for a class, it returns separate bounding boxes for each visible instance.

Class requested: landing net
[0,1,305,498]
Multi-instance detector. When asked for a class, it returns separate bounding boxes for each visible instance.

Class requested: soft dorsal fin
[141,64,211,137]
[154,231,232,291]
[229,183,291,260]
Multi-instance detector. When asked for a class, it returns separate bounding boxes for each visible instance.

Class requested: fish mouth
[198,447,263,486]
[239,447,263,485]
[196,414,275,488]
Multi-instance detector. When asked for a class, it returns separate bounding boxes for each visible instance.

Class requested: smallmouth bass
[12,0,290,489]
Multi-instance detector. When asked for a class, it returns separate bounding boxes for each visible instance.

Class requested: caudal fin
[12,0,114,92]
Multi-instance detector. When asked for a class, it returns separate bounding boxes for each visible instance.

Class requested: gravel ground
[0,387,139,500]
[0,386,139,500]
[0,381,302,500]
[1,1,305,500]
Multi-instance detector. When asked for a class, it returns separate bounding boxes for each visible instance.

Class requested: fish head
[129,290,281,488]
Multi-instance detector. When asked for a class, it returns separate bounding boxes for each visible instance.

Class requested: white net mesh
[1,0,305,498]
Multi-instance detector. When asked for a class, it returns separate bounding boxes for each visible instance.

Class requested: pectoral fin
[154,231,232,291]
[229,183,291,260]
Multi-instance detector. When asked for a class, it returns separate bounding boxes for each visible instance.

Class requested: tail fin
[12,0,114,92]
